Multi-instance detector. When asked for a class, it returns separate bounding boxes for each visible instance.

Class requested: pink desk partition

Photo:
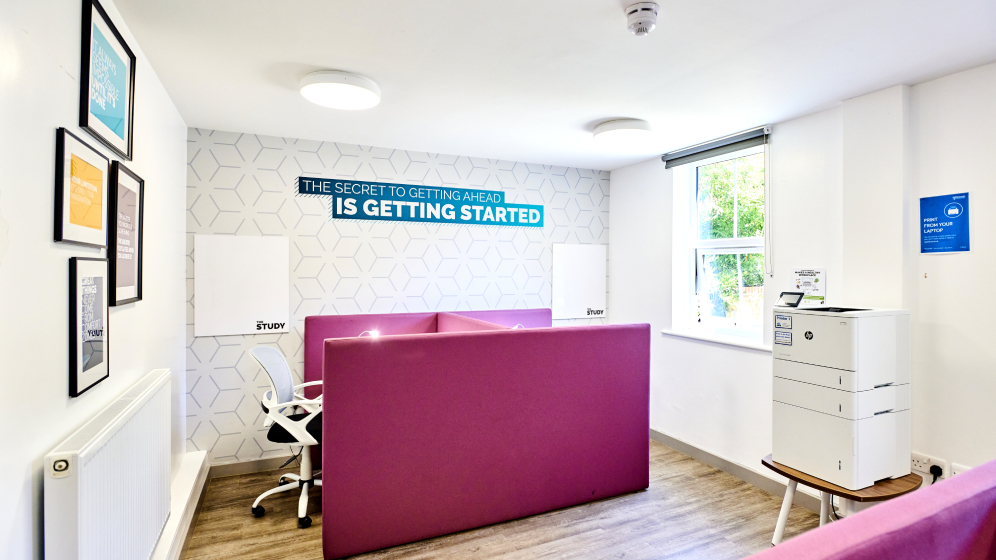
[309,314,649,559]
[447,307,553,329]
[303,309,553,390]
[746,457,996,560]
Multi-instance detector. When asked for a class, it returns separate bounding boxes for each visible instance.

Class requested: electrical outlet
[911,453,947,480]
[911,452,930,472]
[951,463,971,476]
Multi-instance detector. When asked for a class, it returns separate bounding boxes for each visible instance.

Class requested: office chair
[248,346,323,528]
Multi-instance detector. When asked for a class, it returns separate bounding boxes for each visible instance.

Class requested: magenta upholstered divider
[303,312,438,386]
[436,312,510,332]
[321,323,650,559]
[746,458,996,560]
[450,308,553,328]
[304,309,550,387]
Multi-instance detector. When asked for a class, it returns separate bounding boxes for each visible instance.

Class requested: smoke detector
[626,2,659,36]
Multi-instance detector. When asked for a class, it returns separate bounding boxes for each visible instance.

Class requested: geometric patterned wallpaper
[185,128,610,464]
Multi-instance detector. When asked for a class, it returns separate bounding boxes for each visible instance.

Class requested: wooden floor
[185,441,819,560]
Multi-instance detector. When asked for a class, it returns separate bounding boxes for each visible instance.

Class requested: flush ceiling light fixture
[300,70,381,110]
[593,119,653,144]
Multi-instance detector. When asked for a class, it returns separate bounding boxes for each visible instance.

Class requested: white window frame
[671,145,765,341]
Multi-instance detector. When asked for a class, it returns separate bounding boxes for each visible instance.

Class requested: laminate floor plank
[184,441,819,560]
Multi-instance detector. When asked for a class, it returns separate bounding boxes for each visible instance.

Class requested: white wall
[911,62,996,470]
[0,2,187,559]
[607,158,672,426]
[841,85,914,309]
[185,129,610,465]
[610,60,996,490]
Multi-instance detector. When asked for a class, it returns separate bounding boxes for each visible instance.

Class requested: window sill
[660,329,772,352]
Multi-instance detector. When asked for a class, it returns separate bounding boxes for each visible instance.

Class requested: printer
[772,305,911,491]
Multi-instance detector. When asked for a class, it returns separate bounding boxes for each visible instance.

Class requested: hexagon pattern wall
[186,128,610,465]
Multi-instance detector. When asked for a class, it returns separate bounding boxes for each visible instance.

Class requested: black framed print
[108,162,144,305]
[55,128,109,248]
[79,0,136,160]
[70,257,110,397]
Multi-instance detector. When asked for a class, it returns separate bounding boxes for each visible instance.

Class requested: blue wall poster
[297,177,544,228]
[89,24,128,140]
[920,192,970,253]
[80,0,136,161]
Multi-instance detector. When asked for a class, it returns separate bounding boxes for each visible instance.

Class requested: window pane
[698,251,764,326]
[698,253,738,320]
[738,252,765,324]
[737,153,765,238]
[696,159,736,240]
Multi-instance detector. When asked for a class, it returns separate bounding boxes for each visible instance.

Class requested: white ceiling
[115,0,996,170]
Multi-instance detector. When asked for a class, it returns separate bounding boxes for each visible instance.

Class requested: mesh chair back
[250,346,295,404]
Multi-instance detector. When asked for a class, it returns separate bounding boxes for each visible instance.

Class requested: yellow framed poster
[55,128,109,248]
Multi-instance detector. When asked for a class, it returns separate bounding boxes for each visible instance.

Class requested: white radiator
[45,369,172,560]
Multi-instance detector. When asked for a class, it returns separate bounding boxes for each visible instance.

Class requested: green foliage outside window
[696,153,765,318]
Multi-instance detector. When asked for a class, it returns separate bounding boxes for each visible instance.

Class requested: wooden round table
[762,454,922,545]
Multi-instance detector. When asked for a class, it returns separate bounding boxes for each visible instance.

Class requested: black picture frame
[108,162,144,306]
[79,0,136,161]
[70,257,110,397]
[55,127,109,248]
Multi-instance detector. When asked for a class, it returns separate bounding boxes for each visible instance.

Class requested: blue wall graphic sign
[297,177,544,228]
[89,24,127,140]
[920,192,970,253]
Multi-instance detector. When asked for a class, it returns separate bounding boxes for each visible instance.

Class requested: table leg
[772,480,797,546]
[820,492,831,526]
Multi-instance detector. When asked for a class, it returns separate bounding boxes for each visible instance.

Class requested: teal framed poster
[79,0,136,160]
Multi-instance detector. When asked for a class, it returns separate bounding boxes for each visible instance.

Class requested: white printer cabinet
[772,307,911,491]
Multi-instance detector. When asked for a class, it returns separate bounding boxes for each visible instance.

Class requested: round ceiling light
[593,119,653,144]
[300,70,381,110]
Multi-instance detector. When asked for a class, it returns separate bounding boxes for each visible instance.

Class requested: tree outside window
[694,152,765,329]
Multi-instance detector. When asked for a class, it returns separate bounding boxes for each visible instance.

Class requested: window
[673,147,765,339]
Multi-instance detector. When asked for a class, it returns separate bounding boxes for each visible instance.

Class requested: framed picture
[55,128,109,248]
[70,257,110,397]
[79,0,136,160]
[108,162,144,305]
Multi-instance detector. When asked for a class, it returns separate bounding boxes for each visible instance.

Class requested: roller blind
[661,127,769,169]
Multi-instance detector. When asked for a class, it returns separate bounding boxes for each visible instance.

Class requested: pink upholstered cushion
[746,458,996,560]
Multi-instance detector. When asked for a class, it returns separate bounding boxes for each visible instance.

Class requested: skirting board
[650,429,821,513]
[151,450,209,560]
[209,454,296,479]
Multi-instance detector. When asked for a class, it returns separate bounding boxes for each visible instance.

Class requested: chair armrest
[294,381,324,389]
[275,398,322,409]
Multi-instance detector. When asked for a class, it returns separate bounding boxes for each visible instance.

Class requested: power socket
[911,453,947,481]
[951,463,971,476]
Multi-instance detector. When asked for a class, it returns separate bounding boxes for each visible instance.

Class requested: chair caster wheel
[298,515,312,528]
[278,477,287,485]
[251,505,265,518]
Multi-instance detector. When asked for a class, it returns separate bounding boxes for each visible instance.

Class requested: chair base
[251,446,321,527]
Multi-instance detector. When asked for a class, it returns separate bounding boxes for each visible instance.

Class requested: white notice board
[194,235,290,337]
[552,244,607,320]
